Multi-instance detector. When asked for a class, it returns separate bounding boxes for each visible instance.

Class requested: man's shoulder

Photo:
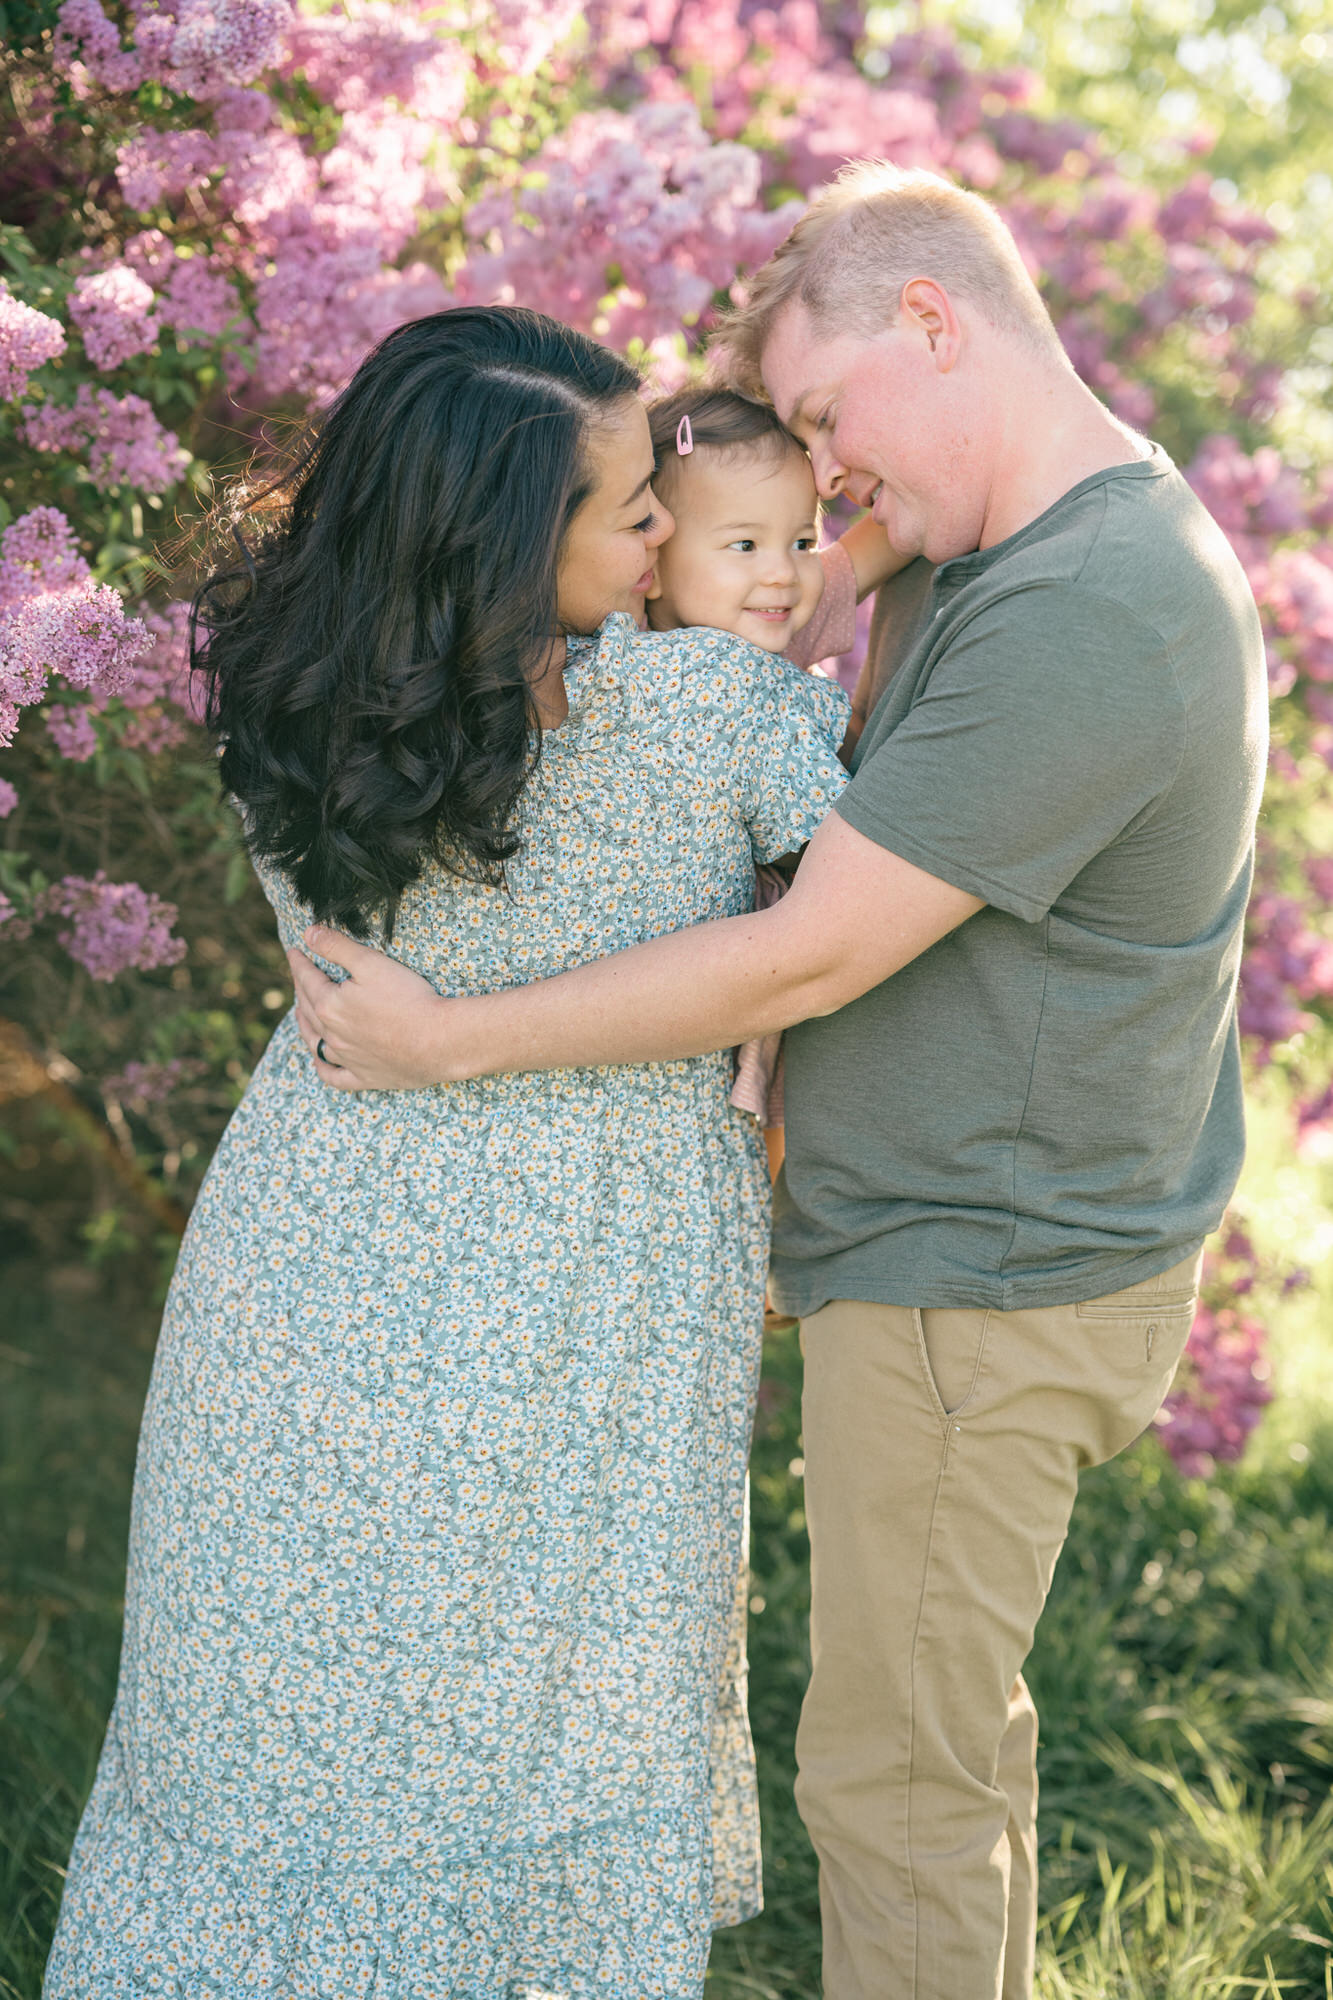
[945,460,1256,673]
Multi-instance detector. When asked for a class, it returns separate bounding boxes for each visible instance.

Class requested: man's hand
[287,928,452,1090]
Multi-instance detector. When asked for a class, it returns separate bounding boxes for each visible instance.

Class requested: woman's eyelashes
[631,511,657,534]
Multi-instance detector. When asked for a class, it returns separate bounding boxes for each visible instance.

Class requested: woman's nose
[646,494,674,547]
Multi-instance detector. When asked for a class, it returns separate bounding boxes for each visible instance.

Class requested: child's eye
[726,539,756,553]
[794,536,818,552]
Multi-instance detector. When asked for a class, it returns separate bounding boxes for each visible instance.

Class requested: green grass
[3,1082,1332,1999]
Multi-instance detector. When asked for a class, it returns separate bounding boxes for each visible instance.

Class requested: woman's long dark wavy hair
[193,306,641,938]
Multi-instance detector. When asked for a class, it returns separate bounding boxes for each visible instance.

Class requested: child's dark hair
[646,385,807,502]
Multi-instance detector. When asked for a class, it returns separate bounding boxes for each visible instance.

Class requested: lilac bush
[0,1,1327,1462]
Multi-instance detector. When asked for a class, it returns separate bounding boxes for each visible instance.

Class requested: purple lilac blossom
[115,128,219,209]
[0,285,67,400]
[54,0,289,97]
[36,872,186,981]
[105,1056,206,1104]
[68,264,159,370]
[0,509,148,745]
[1156,1306,1274,1478]
[21,386,190,494]
[47,703,99,761]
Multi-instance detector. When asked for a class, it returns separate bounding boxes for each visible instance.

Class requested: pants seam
[905,1425,953,1999]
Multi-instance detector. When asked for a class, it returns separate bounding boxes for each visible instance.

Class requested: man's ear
[899,277,962,372]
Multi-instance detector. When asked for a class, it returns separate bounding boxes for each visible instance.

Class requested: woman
[45,307,849,1998]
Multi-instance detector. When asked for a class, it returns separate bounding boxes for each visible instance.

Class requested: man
[291,163,1268,1998]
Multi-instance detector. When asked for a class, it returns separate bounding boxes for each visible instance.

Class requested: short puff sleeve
[739,650,850,861]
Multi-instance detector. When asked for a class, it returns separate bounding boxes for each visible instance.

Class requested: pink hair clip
[675,413,694,456]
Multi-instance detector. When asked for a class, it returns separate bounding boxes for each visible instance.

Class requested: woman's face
[556,396,675,633]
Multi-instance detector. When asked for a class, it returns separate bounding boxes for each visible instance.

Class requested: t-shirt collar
[932,440,1174,588]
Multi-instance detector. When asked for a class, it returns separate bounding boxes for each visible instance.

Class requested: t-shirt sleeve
[741,653,850,862]
[837,583,1186,922]
[784,538,858,669]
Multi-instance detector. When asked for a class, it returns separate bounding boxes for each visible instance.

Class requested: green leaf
[224,849,254,903]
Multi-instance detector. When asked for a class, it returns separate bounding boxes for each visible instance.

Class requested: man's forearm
[292,812,984,1092]
[441,895,837,1082]
[435,813,983,1083]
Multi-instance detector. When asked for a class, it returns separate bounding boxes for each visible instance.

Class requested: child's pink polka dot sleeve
[783,536,857,670]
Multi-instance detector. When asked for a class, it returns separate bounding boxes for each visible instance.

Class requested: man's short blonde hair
[717,160,1064,396]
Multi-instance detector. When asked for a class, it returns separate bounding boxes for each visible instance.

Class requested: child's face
[646,447,824,653]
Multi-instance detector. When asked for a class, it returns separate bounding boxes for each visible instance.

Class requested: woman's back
[45,614,848,2000]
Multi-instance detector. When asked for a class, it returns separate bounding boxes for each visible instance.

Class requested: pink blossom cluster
[53,0,290,100]
[122,232,243,343]
[283,4,468,122]
[1183,439,1333,715]
[233,84,452,398]
[0,284,67,400]
[68,263,159,370]
[92,600,200,753]
[105,1055,206,1104]
[459,100,801,346]
[1156,1305,1273,1477]
[21,385,190,494]
[34,871,187,981]
[115,127,219,210]
[0,778,18,818]
[95,30,464,402]
[1238,892,1333,1049]
[1154,1223,1281,1476]
[1185,436,1315,565]
[47,703,100,761]
[480,0,585,77]
[0,509,148,746]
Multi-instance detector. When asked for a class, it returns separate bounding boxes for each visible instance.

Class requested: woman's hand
[287,927,455,1090]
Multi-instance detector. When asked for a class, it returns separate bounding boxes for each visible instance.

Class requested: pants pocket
[914,1306,991,1422]
[1077,1297,1198,1464]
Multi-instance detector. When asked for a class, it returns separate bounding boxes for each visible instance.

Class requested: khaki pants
[795,1252,1202,2000]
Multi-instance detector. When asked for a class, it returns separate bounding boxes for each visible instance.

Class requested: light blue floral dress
[45,616,849,2000]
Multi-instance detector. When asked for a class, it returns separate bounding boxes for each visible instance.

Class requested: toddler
[644,385,908,1168]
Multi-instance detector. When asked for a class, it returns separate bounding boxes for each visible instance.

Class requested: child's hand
[840,514,912,600]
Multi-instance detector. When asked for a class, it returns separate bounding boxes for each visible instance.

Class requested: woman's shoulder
[591,613,849,724]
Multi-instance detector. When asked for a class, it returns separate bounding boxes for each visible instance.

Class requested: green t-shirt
[769,450,1269,1315]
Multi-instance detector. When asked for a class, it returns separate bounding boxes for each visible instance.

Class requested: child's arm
[838,514,912,600]
[786,520,909,672]
[843,655,875,761]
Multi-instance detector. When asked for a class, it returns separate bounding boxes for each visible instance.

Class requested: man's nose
[808,437,847,500]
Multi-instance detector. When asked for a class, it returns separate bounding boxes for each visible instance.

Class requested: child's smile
[647,450,825,653]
